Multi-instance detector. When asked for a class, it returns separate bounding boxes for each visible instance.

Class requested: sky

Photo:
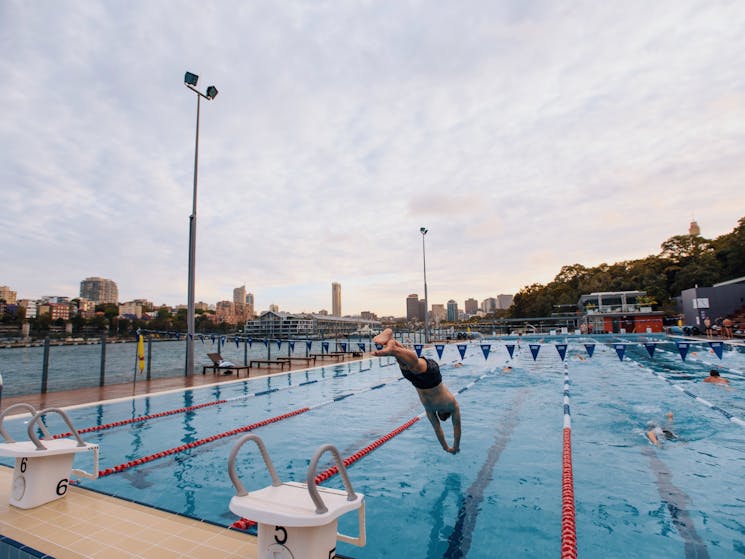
[2,1,745,317]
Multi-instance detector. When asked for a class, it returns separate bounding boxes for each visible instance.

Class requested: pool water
[1,336,744,558]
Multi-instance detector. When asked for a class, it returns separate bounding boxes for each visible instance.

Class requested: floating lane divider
[98,407,310,477]
[98,374,405,478]
[561,364,578,559]
[50,359,380,439]
[232,363,502,532]
[231,414,423,532]
[636,363,745,428]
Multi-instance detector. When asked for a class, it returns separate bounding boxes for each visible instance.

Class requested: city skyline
[3,3,745,317]
[2,277,510,319]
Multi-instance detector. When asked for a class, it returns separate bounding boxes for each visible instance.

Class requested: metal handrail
[27,408,87,451]
[306,444,357,514]
[0,403,52,443]
[227,434,281,497]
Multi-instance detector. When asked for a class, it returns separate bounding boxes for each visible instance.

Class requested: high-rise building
[246,292,255,318]
[406,294,420,320]
[332,282,342,317]
[497,294,514,310]
[80,277,118,304]
[447,300,458,322]
[418,299,427,322]
[464,298,478,315]
[481,297,497,313]
[431,304,445,324]
[233,285,246,305]
[0,286,17,304]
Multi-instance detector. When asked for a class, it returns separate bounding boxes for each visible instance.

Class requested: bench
[202,364,250,377]
[276,356,317,367]
[309,352,346,361]
[249,359,289,371]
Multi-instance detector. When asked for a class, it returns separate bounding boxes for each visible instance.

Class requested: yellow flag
[137,334,145,373]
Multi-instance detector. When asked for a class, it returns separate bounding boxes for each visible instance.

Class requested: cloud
[2,1,745,317]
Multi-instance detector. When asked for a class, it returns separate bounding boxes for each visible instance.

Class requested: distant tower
[689,219,701,236]
[406,294,420,320]
[332,282,342,317]
[80,277,118,304]
[233,285,246,305]
[446,300,458,321]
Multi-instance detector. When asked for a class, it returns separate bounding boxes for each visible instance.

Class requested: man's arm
[450,403,461,454]
[374,340,427,372]
[425,409,452,452]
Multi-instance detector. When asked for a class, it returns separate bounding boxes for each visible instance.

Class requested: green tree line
[509,216,745,318]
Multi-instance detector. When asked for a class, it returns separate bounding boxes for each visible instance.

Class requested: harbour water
[0,338,369,398]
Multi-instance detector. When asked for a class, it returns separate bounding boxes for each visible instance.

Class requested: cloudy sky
[2,1,745,317]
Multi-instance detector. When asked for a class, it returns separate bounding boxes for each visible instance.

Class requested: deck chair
[203,352,250,376]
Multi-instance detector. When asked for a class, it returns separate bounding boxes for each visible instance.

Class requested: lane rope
[561,364,578,559]
[50,360,382,439]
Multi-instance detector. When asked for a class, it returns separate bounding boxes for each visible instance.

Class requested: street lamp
[420,227,429,344]
[183,71,218,376]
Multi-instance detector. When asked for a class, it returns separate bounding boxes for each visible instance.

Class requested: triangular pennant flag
[529,344,540,361]
[176,333,181,341]
[210,334,216,343]
[375,343,383,350]
[247,338,253,348]
[480,344,491,360]
[614,344,626,361]
[505,344,516,359]
[275,340,282,349]
[234,336,240,348]
[644,343,656,358]
[289,341,295,352]
[457,344,468,359]
[556,344,567,362]
[413,344,424,357]
[709,341,724,360]
[584,343,595,358]
[676,342,690,361]
[221,336,227,345]
[340,342,348,352]
[322,341,329,353]
[198,334,204,344]
[305,340,312,351]
[358,343,366,352]
[435,344,445,359]
[262,339,268,348]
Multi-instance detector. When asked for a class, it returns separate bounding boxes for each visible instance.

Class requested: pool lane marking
[233,365,505,533]
[96,374,406,476]
[443,390,528,559]
[629,360,745,428]
[231,414,424,532]
[642,446,711,559]
[560,364,577,559]
[49,361,384,438]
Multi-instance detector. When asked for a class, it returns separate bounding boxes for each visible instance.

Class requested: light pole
[183,71,218,376]
[420,227,429,344]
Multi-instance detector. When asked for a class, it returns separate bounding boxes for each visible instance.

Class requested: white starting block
[228,435,366,559]
[0,404,99,509]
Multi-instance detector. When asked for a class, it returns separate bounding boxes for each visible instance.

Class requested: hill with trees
[509,216,745,318]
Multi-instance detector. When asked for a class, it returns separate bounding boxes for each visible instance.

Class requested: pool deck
[0,355,369,558]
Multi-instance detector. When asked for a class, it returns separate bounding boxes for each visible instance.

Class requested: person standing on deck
[373,328,461,454]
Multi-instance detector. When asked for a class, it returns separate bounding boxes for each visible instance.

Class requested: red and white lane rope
[231,415,422,531]
[561,365,577,559]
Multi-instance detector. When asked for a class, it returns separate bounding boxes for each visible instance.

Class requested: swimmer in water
[647,412,677,446]
[373,328,461,454]
[703,369,730,386]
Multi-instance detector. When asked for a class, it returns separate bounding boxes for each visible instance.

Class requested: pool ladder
[0,404,99,509]
[228,434,366,559]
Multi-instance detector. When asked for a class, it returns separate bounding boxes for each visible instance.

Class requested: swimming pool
[2,335,744,558]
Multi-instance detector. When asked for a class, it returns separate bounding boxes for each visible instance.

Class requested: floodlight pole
[184,72,218,376]
[420,227,429,344]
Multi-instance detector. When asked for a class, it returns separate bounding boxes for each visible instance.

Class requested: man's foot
[373,328,393,346]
